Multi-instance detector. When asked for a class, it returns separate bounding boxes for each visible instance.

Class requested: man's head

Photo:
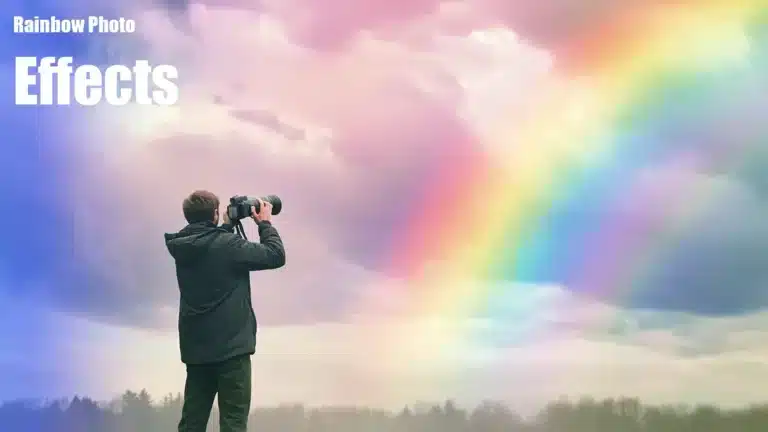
[182,190,220,224]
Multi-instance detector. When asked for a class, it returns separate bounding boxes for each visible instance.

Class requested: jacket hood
[164,222,220,264]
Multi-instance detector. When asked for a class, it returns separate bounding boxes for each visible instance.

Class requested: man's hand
[251,199,272,223]
[222,207,230,224]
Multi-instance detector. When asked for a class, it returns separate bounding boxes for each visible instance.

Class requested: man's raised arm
[228,221,285,270]
[228,201,285,271]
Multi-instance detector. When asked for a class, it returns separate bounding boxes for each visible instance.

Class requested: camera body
[227,195,282,221]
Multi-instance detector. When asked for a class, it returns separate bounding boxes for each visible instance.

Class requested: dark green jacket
[164,220,285,365]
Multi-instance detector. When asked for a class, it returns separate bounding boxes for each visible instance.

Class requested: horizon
[5,389,768,413]
[4,390,768,432]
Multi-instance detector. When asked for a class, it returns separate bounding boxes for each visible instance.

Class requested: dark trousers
[178,354,252,432]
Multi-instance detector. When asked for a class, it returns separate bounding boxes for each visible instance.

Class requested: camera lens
[263,195,282,215]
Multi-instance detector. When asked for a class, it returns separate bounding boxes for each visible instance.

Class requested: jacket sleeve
[227,221,286,271]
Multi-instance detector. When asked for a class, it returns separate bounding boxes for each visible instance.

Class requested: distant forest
[1,390,767,431]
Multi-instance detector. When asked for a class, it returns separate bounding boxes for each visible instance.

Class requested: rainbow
[360,1,766,365]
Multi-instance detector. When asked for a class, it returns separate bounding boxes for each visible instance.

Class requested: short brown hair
[182,190,220,223]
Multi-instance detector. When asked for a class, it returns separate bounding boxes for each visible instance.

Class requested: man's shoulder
[210,226,243,246]
[211,226,236,237]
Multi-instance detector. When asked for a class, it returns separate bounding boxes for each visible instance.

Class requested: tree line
[1,390,767,431]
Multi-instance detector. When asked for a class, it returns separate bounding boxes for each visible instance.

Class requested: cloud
[161,0,443,49]
[162,0,760,70]
[229,108,308,140]
[56,130,372,328]
[16,1,767,331]
[42,9,535,328]
[554,165,768,316]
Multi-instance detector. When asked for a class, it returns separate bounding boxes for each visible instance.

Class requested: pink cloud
[68,68,483,326]
[177,0,638,62]
[177,0,758,68]
[66,2,768,329]
[230,108,307,140]
[269,0,443,50]
[66,3,505,326]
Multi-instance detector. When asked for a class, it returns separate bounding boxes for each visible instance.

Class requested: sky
[2,0,768,414]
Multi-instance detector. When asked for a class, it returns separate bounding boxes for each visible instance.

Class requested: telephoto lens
[253,195,282,215]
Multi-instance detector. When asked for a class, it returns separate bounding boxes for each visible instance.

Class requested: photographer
[164,190,285,432]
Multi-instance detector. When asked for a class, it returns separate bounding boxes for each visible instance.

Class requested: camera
[227,195,282,221]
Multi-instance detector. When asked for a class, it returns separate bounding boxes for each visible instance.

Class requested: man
[164,190,285,432]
